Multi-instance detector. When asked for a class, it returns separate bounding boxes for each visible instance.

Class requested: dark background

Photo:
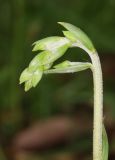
[0,0,115,159]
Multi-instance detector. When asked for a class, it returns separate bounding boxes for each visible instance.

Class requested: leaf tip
[58,22,64,25]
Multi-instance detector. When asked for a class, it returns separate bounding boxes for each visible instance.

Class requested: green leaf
[44,61,92,74]
[58,22,95,52]
[102,125,109,160]
[32,36,70,51]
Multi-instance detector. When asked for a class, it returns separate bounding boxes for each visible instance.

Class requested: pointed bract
[25,80,32,92]
[32,70,43,87]
[32,36,70,52]
[45,61,92,74]
[19,68,32,84]
[58,22,95,52]
[54,60,70,69]
[63,31,77,42]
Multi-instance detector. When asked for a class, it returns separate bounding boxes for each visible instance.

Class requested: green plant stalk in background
[19,22,108,160]
[10,0,26,107]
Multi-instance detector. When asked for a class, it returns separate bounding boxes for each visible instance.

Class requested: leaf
[44,61,92,74]
[58,22,95,52]
[102,125,109,160]
[32,36,70,52]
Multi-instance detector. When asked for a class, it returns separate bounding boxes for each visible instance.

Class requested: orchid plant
[19,22,108,160]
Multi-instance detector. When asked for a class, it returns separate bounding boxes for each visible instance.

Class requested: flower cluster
[20,22,95,91]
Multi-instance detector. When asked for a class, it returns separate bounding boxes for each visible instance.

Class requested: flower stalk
[90,52,103,160]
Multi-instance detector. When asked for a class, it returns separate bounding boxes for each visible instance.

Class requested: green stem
[44,49,103,160]
[73,43,103,160]
[90,52,103,160]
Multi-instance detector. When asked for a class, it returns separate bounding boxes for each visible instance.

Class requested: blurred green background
[0,0,115,159]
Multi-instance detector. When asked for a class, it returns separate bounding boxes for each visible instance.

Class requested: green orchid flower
[20,36,71,91]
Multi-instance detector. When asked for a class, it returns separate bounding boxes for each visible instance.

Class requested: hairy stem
[90,52,103,160]
[72,43,103,160]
